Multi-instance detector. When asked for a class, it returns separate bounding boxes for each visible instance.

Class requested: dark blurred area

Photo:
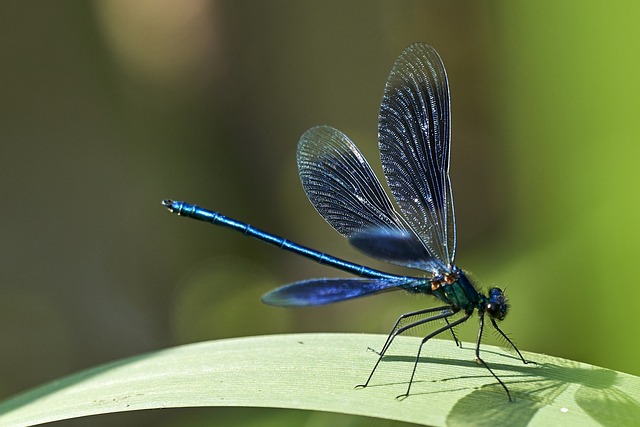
[1,1,639,425]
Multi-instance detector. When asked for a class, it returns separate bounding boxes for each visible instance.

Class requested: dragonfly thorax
[427,270,509,321]
[429,269,477,314]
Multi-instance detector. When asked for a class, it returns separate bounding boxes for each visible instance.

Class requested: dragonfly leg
[397,313,471,400]
[444,316,461,347]
[369,305,455,356]
[356,306,455,389]
[489,318,535,365]
[475,315,513,401]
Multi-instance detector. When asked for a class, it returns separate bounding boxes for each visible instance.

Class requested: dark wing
[298,125,444,272]
[261,277,413,307]
[378,43,456,268]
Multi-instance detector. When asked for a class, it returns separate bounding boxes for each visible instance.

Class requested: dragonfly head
[485,287,508,321]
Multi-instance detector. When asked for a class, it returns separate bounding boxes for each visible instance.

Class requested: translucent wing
[261,277,412,307]
[298,125,444,272]
[378,43,456,267]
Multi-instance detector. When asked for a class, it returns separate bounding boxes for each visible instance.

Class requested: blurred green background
[1,1,639,425]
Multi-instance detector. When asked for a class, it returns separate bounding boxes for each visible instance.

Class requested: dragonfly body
[164,43,531,401]
[162,200,400,282]
[163,200,496,316]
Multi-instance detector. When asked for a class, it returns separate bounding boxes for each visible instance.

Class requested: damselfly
[163,43,532,401]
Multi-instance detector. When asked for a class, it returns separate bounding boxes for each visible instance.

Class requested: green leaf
[0,333,638,426]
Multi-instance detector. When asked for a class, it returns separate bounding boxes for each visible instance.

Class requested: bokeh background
[1,1,639,425]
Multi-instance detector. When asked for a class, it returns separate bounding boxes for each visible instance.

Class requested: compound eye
[486,302,506,320]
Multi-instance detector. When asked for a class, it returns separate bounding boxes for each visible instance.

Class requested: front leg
[489,318,535,365]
